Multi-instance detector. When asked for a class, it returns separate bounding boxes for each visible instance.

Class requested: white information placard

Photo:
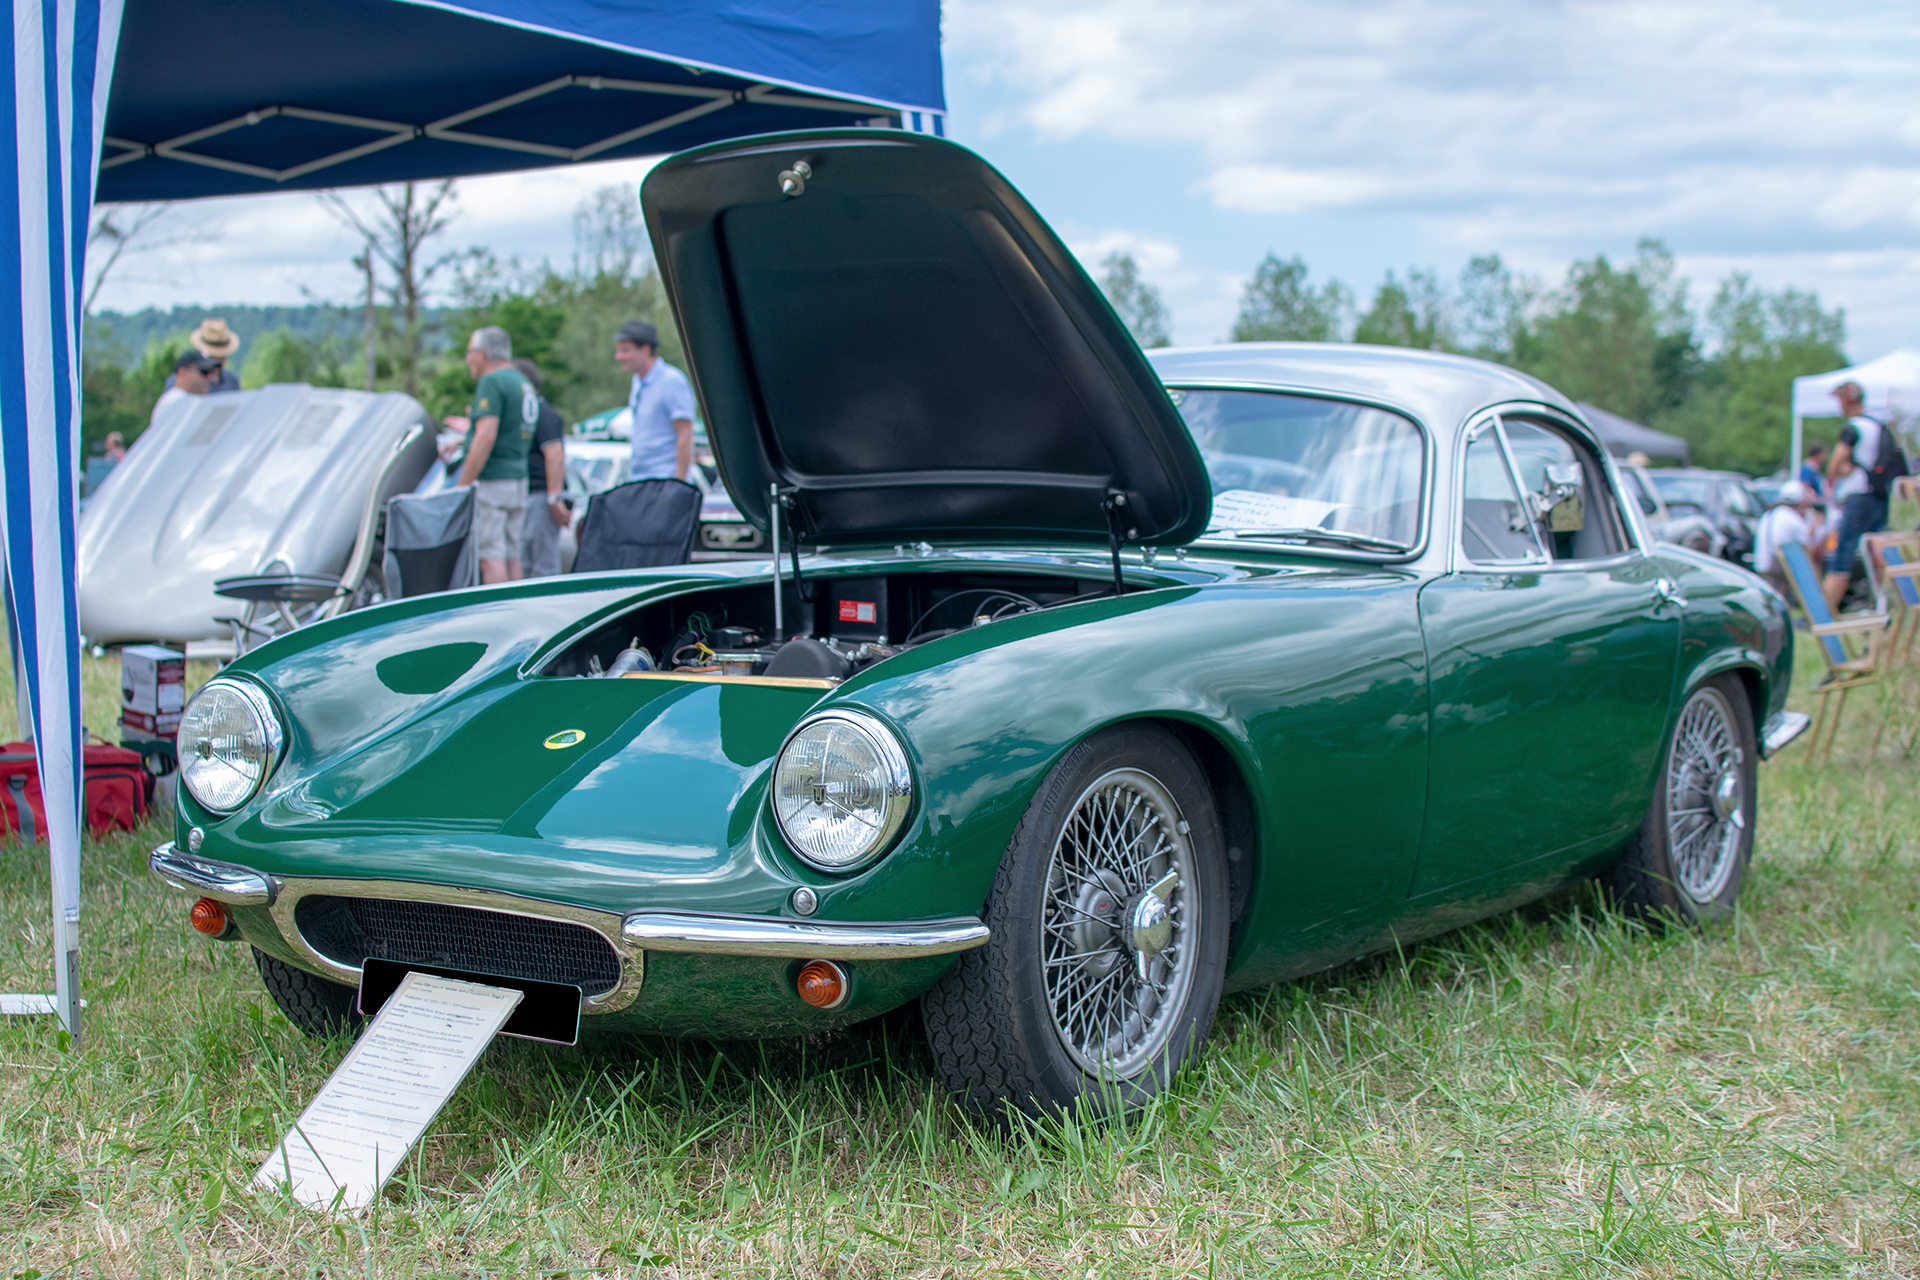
[1206,488,1340,533]
[255,971,522,1212]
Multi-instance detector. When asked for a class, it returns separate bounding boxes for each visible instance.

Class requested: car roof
[1651,468,1751,481]
[1146,343,1581,431]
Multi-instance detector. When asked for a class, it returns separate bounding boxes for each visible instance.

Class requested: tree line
[83,185,1847,480]
[1100,239,1850,476]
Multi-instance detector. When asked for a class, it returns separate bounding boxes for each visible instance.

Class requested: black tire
[1603,675,1757,924]
[920,724,1230,1120]
[253,948,364,1039]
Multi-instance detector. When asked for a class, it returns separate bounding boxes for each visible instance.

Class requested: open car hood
[642,130,1212,547]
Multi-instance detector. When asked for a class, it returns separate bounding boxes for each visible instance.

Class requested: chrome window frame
[1448,403,1650,575]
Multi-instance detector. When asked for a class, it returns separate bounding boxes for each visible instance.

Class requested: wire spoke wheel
[1041,767,1198,1078]
[1664,686,1744,903]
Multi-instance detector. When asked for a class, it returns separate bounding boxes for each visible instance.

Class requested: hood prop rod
[777,487,814,624]
[769,482,784,639]
[1103,489,1136,599]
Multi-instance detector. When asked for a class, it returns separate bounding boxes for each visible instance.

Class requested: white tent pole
[1790,413,1803,482]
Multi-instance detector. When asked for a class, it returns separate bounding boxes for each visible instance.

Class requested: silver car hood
[78,385,436,644]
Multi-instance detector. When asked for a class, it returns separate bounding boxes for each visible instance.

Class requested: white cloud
[946,0,1920,247]
[1198,166,1387,215]
[89,154,664,314]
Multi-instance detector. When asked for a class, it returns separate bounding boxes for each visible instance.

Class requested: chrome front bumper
[149,843,990,1015]
[1760,710,1812,758]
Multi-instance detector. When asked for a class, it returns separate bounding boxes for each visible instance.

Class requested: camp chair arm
[1809,615,1889,637]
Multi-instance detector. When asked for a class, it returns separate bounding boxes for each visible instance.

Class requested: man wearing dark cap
[149,350,220,426]
[614,319,695,481]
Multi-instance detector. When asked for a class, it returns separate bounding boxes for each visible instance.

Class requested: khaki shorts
[472,479,526,562]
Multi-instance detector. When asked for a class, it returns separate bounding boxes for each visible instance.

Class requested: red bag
[0,744,43,841]
[83,741,151,835]
[0,740,152,841]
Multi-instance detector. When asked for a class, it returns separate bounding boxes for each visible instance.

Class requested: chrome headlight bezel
[770,709,914,874]
[178,677,285,815]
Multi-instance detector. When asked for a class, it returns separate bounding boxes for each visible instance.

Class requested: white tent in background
[1788,348,1920,472]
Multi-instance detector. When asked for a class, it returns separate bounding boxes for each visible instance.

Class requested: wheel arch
[1124,714,1262,940]
[1678,651,1768,743]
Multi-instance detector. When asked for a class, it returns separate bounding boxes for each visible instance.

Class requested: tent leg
[1790,413,1803,482]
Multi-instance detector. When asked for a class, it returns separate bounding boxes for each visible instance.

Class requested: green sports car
[153,130,1807,1118]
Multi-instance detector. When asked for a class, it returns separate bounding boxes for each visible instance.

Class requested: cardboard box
[120,644,184,737]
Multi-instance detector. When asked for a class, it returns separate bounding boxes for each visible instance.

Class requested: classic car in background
[1649,468,1768,568]
[152,131,1805,1121]
[78,386,438,645]
[1617,462,1727,559]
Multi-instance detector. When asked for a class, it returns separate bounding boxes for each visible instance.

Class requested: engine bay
[543,569,1118,683]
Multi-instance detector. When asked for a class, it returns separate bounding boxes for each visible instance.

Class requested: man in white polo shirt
[613,319,695,481]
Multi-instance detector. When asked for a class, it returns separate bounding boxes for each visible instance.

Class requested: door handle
[1654,578,1687,610]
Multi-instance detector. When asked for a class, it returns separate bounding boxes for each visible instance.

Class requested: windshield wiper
[1216,527,1409,553]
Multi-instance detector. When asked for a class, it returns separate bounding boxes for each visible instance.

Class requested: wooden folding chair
[1873,536,1920,665]
[1778,541,1890,760]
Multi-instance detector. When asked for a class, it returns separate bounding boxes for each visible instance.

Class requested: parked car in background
[1617,462,1725,559]
[153,131,1804,1123]
[78,386,438,645]
[1649,469,1766,568]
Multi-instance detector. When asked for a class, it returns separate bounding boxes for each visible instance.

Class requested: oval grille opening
[294,895,621,996]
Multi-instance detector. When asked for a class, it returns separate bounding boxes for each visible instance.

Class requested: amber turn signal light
[795,959,849,1009]
[189,897,231,938]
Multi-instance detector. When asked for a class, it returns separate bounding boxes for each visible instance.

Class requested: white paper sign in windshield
[255,972,521,1212]
[1206,489,1340,533]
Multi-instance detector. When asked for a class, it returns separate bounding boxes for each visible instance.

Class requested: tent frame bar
[100,75,900,184]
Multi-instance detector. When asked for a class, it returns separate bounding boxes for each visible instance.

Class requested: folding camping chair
[1865,533,1920,665]
[1778,540,1890,760]
[212,420,429,655]
[570,478,702,573]
[383,485,478,598]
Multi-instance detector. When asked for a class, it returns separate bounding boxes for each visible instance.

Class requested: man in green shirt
[455,325,537,582]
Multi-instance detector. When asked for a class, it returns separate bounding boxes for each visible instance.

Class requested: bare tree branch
[317,181,459,396]
[84,203,175,316]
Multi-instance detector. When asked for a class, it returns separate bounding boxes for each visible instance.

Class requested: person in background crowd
[1823,381,1895,610]
[614,319,695,481]
[102,431,126,461]
[150,350,219,424]
[1753,480,1823,601]
[453,326,536,584]
[161,318,242,395]
[1798,442,1828,498]
[513,357,569,579]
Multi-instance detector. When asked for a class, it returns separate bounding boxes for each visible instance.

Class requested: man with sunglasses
[149,350,220,426]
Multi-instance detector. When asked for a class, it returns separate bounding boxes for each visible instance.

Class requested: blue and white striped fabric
[0,0,123,1041]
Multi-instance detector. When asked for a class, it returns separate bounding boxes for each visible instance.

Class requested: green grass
[2,644,1917,1277]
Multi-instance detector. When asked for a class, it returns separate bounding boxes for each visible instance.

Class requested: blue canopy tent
[2,0,944,1040]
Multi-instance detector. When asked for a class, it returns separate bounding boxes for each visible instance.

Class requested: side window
[1499,419,1629,560]
[1459,429,1544,563]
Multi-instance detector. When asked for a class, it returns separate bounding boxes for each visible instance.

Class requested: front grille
[294,895,621,996]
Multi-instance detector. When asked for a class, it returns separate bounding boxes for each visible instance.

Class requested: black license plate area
[356,958,582,1045]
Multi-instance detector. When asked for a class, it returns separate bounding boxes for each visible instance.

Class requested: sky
[92,0,1920,363]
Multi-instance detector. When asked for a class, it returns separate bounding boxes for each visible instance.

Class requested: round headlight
[179,679,283,813]
[771,710,913,872]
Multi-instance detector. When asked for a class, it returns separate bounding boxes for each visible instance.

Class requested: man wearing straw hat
[161,317,242,395]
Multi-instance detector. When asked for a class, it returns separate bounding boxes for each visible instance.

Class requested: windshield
[1651,474,1714,510]
[1172,389,1425,547]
